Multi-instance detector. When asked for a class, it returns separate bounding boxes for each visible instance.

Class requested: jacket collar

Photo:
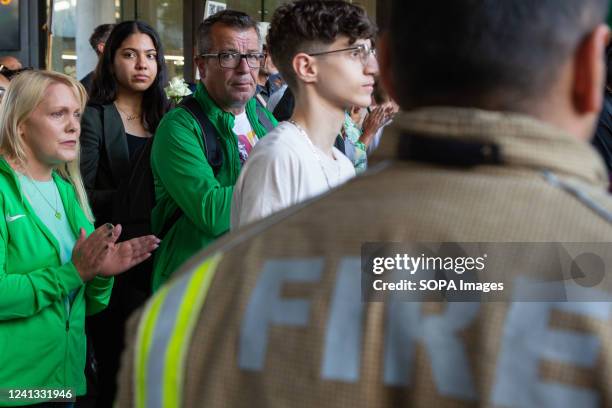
[0,156,72,192]
[0,156,12,176]
[194,82,225,121]
[372,107,608,188]
[0,156,81,255]
[194,81,271,140]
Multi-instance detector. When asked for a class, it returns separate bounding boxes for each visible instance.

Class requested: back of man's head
[196,10,261,55]
[267,0,376,90]
[387,0,609,112]
[89,24,114,56]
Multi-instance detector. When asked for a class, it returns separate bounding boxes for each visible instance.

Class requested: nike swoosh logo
[6,214,26,222]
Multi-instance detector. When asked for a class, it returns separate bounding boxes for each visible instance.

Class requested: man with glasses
[0,56,31,104]
[0,55,32,81]
[0,55,22,72]
[231,0,377,229]
[149,10,277,291]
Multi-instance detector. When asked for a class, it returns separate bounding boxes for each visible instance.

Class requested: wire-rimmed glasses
[308,43,377,65]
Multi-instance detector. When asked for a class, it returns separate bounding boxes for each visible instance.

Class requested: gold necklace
[23,173,62,220]
[114,102,141,121]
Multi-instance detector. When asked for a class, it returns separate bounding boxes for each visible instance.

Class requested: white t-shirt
[232,111,258,164]
[231,121,355,229]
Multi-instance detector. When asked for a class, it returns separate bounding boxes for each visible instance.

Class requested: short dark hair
[90,21,169,132]
[267,0,377,90]
[89,24,115,55]
[196,10,261,55]
[389,0,609,111]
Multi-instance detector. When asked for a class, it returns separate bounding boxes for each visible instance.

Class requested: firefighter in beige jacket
[117,1,612,407]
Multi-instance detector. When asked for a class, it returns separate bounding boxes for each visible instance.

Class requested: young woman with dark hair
[79,20,169,407]
[82,20,168,227]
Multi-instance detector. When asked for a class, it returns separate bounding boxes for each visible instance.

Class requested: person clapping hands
[0,70,158,406]
[72,223,159,282]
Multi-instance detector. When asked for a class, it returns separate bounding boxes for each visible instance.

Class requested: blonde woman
[0,70,159,407]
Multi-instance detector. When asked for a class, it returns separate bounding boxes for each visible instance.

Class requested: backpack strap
[160,97,271,240]
[255,97,274,132]
[159,97,224,240]
[159,206,184,240]
[255,93,268,109]
[179,96,224,175]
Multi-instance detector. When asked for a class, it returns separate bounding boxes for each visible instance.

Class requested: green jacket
[150,83,277,291]
[0,158,113,405]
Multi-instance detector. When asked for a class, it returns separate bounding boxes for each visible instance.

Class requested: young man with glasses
[231,0,377,229]
[149,10,277,291]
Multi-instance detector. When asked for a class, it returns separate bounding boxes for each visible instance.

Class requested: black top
[272,87,295,122]
[126,133,148,162]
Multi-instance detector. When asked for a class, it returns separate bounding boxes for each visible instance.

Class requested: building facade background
[0,0,386,83]
[0,0,44,70]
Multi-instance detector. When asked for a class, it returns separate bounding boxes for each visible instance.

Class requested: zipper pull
[66,320,69,331]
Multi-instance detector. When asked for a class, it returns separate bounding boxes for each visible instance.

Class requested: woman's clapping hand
[72,223,160,282]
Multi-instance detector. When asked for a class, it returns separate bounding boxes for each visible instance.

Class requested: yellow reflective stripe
[134,283,171,408]
[162,253,222,408]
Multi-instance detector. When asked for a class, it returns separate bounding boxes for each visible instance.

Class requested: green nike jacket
[0,157,113,406]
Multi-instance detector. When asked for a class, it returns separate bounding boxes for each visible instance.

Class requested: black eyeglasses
[199,52,266,69]
[309,43,377,66]
[0,65,33,80]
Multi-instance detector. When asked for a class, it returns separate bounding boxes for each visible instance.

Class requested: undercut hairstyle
[388,0,609,111]
[196,10,261,55]
[89,24,115,55]
[90,21,168,133]
[267,0,377,90]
